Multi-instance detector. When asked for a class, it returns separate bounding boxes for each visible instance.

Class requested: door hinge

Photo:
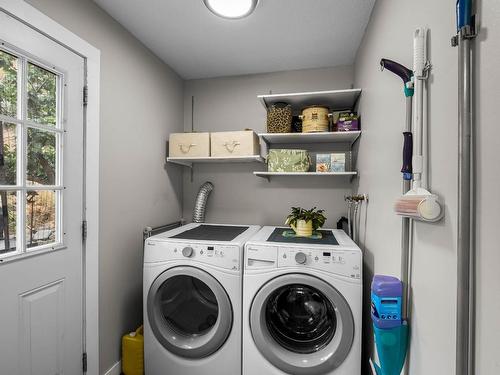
[82,220,88,241]
[82,352,88,372]
[83,85,88,106]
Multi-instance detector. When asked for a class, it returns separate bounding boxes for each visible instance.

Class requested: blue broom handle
[456,0,472,31]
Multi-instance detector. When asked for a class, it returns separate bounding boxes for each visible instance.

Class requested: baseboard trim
[103,360,121,375]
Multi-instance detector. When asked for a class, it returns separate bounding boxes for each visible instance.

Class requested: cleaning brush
[394,188,442,222]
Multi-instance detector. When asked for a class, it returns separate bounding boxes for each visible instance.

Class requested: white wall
[182,66,355,227]
[354,0,500,374]
[25,0,184,373]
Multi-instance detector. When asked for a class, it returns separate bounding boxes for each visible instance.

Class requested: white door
[0,10,85,375]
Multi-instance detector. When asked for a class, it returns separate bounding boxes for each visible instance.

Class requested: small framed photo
[331,153,346,172]
[316,154,331,172]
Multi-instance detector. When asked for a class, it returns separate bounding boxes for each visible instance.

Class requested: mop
[370,57,413,375]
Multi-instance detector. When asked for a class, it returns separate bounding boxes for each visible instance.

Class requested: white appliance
[243,226,362,375]
[144,223,260,375]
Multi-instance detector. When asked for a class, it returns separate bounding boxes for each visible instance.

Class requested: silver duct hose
[192,181,214,223]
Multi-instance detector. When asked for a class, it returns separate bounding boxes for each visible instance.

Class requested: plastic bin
[122,325,144,375]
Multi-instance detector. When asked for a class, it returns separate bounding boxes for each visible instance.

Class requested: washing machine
[243,226,362,375]
[144,223,260,375]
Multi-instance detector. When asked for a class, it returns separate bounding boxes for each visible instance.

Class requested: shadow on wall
[350,190,376,374]
[164,161,184,217]
[361,246,376,375]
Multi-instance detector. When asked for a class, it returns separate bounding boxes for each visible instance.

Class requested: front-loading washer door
[250,273,354,375]
[147,266,233,359]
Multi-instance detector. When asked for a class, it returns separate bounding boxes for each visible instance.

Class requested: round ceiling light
[204,0,258,19]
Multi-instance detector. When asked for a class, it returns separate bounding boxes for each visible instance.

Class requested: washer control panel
[145,240,241,271]
[245,244,362,279]
[278,247,362,279]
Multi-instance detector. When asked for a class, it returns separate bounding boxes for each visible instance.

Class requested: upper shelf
[259,131,361,146]
[258,88,362,114]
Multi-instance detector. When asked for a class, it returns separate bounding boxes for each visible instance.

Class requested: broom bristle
[394,194,442,221]
[394,196,424,215]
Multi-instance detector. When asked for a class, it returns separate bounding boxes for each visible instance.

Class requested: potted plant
[285,207,326,237]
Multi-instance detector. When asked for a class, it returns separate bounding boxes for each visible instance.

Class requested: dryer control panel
[145,240,241,271]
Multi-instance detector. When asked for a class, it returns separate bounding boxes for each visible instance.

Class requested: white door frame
[0,1,100,374]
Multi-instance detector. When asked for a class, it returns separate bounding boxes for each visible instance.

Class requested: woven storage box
[266,103,292,133]
[267,149,310,172]
[300,106,330,133]
[169,132,210,157]
[211,130,260,157]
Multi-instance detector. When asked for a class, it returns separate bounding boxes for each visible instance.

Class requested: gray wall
[24,0,500,374]
[182,66,355,227]
[354,0,500,374]
[26,0,184,373]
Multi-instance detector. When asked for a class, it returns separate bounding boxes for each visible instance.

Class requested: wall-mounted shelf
[259,131,361,146]
[254,171,357,182]
[258,88,362,114]
[167,155,264,168]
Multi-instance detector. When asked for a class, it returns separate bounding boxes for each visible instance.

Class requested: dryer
[144,223,260,375]
[243,226,362,375]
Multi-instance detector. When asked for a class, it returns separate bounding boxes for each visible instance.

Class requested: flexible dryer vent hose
[192,182,214,223]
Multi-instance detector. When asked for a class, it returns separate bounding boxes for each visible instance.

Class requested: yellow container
[122,326,144,375]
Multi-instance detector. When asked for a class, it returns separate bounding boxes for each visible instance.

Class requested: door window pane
[0,191,17,254]
[265,284,336,354]
[27,62,57,126]
[27,128,56,186]
[158,275,219,336]
[26,190,56,249]
[0,50,63,259]
[0,50,18,118]
[0,122,17,185]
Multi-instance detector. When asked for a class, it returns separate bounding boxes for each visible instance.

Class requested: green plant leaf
[285,206,327,231]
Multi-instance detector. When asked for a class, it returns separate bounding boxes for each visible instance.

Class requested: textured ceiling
[94,0,375,79]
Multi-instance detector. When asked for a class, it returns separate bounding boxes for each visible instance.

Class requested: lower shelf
[167,155,264,167]
[254,171,358,181]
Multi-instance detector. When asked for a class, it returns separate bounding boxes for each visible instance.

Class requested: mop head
[371,323,409,375]
[394,188,442,222]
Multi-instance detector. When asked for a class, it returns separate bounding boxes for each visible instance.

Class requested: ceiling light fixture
[203,0,258,19]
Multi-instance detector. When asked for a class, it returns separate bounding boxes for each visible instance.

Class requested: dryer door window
[147,266,233,359]
[159,275,218,335]
[250,273,354,375]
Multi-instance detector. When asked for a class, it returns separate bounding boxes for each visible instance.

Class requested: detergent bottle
[371,275,408,375]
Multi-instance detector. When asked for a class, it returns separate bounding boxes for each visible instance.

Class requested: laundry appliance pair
[143,223,362,375]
